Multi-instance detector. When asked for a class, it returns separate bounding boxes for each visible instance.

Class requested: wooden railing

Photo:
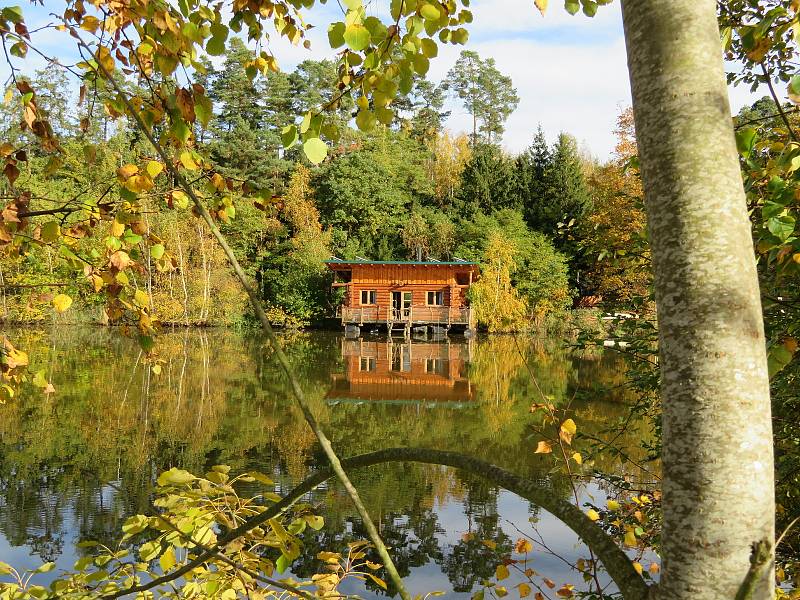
[340,306,472,325]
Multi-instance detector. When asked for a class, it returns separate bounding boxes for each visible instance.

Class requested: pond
[0,328,657,598]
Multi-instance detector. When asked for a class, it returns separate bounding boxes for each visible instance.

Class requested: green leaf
[768,215,795,241]
[34,562,56,574]
[276,553,291,573]
[736,127,757,156]
[769,343,794,378]
[0,561,12,575]
[421,3,441,21]
[413,54,430,75]
[282,124,298,147]
[157,467,195,487]
[207,35,226,56]
[343,0,362,8]
[41,221,60,243]
[195,95,213,127]
[1,6,24,24]
[565,0,580,15]
[150,244,165,260]
[303,137,328,165]
[421,38,438,58]
[139,540,161,562]
[356,109,376,132]
[328,22,346,48]
[581,0,598,16]
[791,74,800,96]
[344,24,371,51]
[32,369,48,388]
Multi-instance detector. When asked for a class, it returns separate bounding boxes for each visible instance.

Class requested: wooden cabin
[326,339,476,407]
[326,259,480,335]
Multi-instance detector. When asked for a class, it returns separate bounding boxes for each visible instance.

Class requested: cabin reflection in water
[326,339,476,408]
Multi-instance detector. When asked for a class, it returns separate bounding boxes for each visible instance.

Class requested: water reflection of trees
[0,328,652,595]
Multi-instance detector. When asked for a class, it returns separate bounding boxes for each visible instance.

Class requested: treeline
[0,44,647,330]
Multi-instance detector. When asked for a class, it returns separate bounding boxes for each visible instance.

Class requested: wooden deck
[339,306,472,327]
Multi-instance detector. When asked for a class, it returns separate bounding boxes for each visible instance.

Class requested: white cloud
[1,0,766,160]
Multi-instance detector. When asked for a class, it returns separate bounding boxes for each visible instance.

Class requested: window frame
[360,290,377,305]
[426,290,444,306]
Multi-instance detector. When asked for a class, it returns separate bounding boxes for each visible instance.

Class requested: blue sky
[3,1,766,158]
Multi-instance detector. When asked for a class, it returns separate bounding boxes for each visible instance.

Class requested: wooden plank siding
[326,340,475,403]
[327,261,479,327]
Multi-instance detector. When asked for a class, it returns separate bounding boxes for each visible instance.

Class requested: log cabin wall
[342,264,476,309]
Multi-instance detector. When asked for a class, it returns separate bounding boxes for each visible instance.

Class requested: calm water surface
[0,328,655,597]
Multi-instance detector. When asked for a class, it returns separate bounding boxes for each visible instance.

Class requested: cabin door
[391,291,412,320]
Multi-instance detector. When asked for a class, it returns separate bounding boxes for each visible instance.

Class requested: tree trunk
[620,2,774,599]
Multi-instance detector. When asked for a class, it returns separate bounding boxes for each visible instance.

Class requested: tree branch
[760,61,799,143]
[73,34,411,600]
[101,448,651,600]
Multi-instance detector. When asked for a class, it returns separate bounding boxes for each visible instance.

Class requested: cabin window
[456,273,470,286]
[425,358,446,375]
[427,291,444,306]
[360,290,377,305]
[359,357,376,372]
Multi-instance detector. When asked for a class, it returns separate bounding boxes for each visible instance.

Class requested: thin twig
[74,32,411,600]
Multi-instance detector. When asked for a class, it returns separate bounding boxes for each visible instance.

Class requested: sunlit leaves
[534,440,553,454]
[344,24,371,51]
[156,467,195,487]
[559,418,577,444]
[52,294,73,313]
[303,137,328,164]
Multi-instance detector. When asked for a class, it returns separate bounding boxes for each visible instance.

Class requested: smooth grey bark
[620,2,775,599]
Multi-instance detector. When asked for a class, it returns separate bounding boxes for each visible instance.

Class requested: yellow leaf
[96,46,115,73]
[556,584,574,598]
[571,452,582,464]
[534,440,552,454]
[648,562,660,575]
[134,289,149,307]
[0,142,13,156]
[518,583,531,598]
[607,499,620,511]
[534,0,548,15]
[179,151,199,170]
[496,563,510,581]
[152,364,162,376]
[117,164,138,180]
[53,294,73,313]
[632,562,643,575]
[111,221,125,237]
[514,538,532,554]
[159,546,175,571]
[559,418,577,445]
[623,527,637,547]
[146,160,164,178]
[586,509,600,522]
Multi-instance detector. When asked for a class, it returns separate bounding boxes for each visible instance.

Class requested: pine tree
[521,131,590,235]
[455,144,519,217]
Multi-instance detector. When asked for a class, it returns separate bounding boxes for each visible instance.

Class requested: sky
[3,0,768,159]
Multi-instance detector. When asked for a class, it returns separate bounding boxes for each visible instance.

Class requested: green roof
[326,258,478,266]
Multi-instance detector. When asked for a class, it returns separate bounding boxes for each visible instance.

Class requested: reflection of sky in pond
[0,328,658,597]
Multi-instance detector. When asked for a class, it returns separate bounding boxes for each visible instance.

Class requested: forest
[1,1,800,600]
[0,42,644,331]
